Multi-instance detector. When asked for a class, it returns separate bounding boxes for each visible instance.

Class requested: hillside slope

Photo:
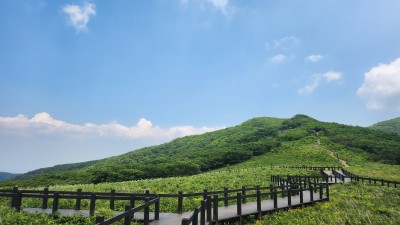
[370,117,400,134]
[2,115,400,187]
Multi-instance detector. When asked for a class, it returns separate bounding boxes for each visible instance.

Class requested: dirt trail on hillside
[329,151,350,168]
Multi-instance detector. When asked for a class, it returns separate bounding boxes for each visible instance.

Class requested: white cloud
[357,58,400,110]
[323,71,342,82]
[266,36,300,51]
[269,54,286,63]
[298,76,321,94]
[0,112,223,139]
[62,2,96,32]
[298,71,343,95]
[305,54,324,63]
[181,0,234,16]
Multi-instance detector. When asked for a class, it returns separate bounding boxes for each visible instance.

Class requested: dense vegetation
[1,114,400,224]
[370,117,400,134]
[2,115,400,188]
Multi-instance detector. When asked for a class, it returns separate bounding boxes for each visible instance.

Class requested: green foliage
[0,206,94,225]
[370,117,400,134]
[2,114,400,188]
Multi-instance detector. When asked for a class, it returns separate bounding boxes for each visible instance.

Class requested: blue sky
[1,0,400,173]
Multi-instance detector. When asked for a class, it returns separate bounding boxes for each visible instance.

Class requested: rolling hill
[2,114,400,188]
[370,117,400,134]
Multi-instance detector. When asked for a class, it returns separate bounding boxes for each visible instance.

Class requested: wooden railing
[0,187,157,216]
[341,169,399,188]
[180,182,329,225]
[277,165,342,171]
[181,196,211,225]
[95,197,160,225]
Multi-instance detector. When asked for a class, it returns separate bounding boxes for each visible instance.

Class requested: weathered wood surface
[150,190,327,225]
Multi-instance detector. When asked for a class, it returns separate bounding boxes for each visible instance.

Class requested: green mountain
[2,115,400,187]
[370,117,400,134]
[0,172,19,181]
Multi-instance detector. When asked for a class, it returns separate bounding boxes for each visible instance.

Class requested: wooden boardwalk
[7,167,397,225]
[22,190,327,224]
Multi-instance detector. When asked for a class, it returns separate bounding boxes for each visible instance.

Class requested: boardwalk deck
[323,170,352,183]
[150,190,327,224]
[23,190,327,225]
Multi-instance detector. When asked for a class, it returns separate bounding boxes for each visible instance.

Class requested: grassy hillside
[1,114,400,224]
[370,117,400,134]
[2,115,400,188]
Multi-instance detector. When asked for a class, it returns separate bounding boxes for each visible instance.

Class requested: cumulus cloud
[298,71,343,95]
[357,58,400,110]
[0,112,223,139]
[269,54,286,63]
[305,54,324,62]
[62,2,96,32]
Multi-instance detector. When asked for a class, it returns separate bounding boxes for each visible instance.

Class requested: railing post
[213,195,218,221]
[319,185,323,200]
[269,184,273,199]
[242,186,246,203]
[310,186,314,202]
[273,189,277,209]
[201,200,206,225]
[256,188,261,212]
[326,183,329,201]
[287,187,291,206]
[144,197,150,225]
[236,192,242,215]
[95,215,105,224]
[15,191,22,212]
[52,193,59,213]
[178,191,183,214]
[130,196,135,210]
[193,208,199,225]
[110,189,115,210]
[206,195,212,222]
[124,204,132,225]
[42,186,48,209]
[11,186,18,208]
[90,194,96,216]
[75,188,82,210]
[224,187,228,206]
[203,189,208,200]
[300,185,303,204]
[155,197,160,220]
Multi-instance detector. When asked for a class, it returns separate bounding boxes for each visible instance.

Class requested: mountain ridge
[2,114,400,187]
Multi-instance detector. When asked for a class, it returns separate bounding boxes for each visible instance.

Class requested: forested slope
[2,115,400,187]
[370,117,400,134]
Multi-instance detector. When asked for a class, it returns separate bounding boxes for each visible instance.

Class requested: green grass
[217,139,342,171]
[257,182,400,225]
